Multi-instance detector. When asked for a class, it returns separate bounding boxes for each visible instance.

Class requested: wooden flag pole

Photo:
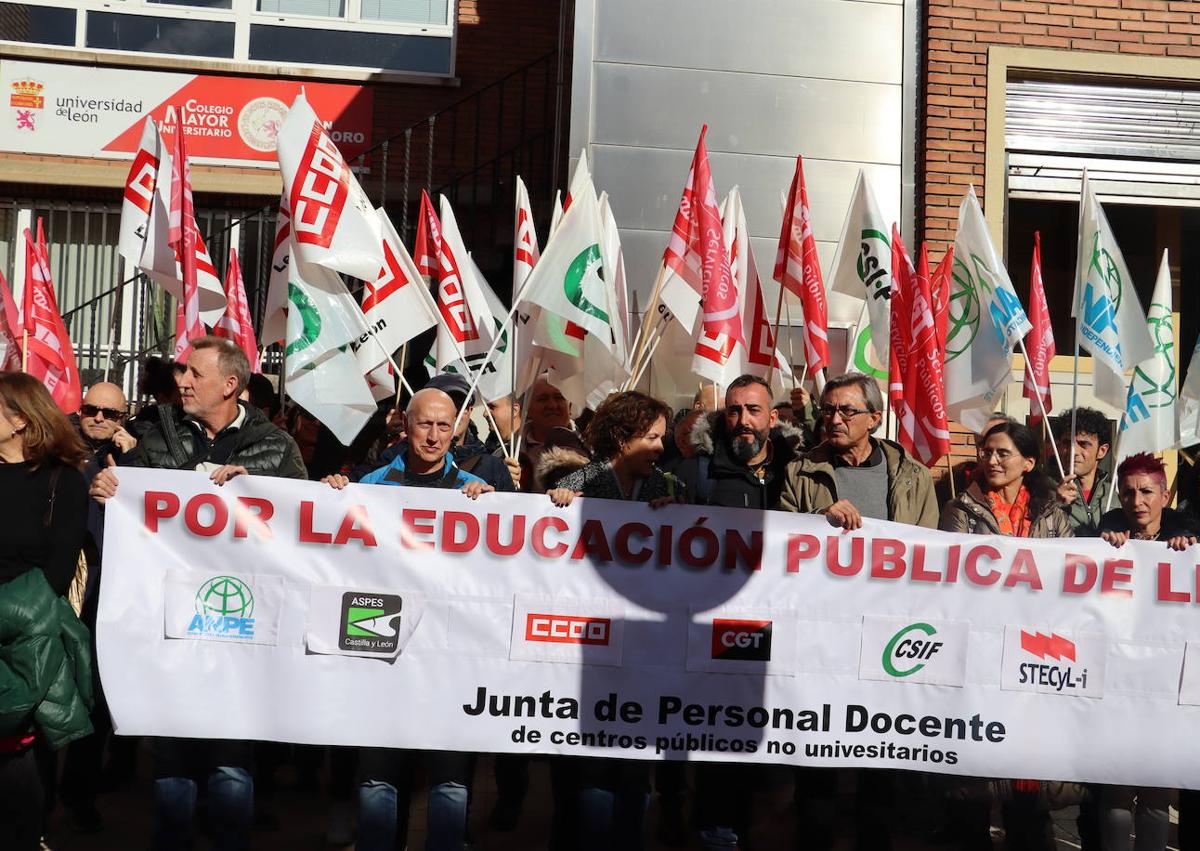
[513,353,545,459]
[945,453,957,499]
[20,328,27,372]
[765,282,787,384]
[1016,337,1065,479]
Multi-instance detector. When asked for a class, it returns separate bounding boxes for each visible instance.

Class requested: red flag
[905,244,952,466]
[168,129,207,361]
[930,246,954,361]
[774,155,830,372]
[22,227,81,413]
[212,246,260,372]
[1022,232,1055,422]
[0,270,21,372]
[414,190,438,283]
[888,224,913,417]
[662,126,742,342]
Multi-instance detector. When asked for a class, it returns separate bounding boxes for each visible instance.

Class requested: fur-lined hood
[687,409,807,457]
[534,445,591,492]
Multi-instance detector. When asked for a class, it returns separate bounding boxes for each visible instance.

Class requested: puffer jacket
[939,479,1074,539]
[779,438,939,529]
[674,411,805,509]
[124,401,307,479]
[0,569,94,751]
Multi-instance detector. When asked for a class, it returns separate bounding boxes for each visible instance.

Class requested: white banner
[99,469,1200,787]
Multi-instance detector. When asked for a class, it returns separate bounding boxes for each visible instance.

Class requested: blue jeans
[152,766,253,851]
[356,748,473,851]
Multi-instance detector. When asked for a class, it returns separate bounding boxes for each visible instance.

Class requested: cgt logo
[882,622,942,677]
[525,613,611,646]
[711,619,772,662]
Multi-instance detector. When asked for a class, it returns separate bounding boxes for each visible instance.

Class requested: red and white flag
[663,126,742,343]
[890,231,950,466]
[168,129,207,361]
[1022,231,1055,421]
[774,155,830,373]
[931,246,954,361]
[118,117,161,269]
[0,270,21,371]
[276,92,382,282]
[212,246,260,372]
[22,226,81,413]
[261,195,291,346]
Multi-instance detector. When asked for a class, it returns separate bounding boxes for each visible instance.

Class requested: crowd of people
[1,333,1197,851]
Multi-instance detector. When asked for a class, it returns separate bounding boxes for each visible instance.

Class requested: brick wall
[922,0,1200,257]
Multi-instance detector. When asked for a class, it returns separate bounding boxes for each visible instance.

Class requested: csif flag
[829,170,892,376]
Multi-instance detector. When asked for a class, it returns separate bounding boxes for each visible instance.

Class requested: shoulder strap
[458,453,484,474]
[160,407,194,469]
[695,456,712,503]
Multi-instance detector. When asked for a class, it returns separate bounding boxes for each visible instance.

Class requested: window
[0,0,454,76]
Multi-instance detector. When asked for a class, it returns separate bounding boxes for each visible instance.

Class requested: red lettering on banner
[334,506,377,547]
[184,493,228,537]
[233,497,274,540]
[571,519,614,563]
[1157,562,1191,603]
[124,149,157,214]
[290,122,349,249]
[144,490,181,532]
[299,500,333,544]
[443,511,480,553]
[401,508,437,549]
[1003,549,1042,589]
[614,522,653,564]
[786,534,820,573]
[1101,558,1134,598]
[827,537,865,577]
[871,538,905,579]
[964,545,1001,585]
[486,513,525,556]
[724,529,762,571]
[1063,554,1098,594]
[532,516,569,558]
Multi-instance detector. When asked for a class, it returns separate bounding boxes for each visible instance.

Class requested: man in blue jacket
[323,385,492,851]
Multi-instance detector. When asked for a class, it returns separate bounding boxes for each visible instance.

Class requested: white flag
[276,93,382,282]
[261,195,291,345]
[945,187,1031,431]
[118,118,160,269]
[433,196,497,370]
[1114,250,1177,461]
[829,170,892,369]
[598,191,632,370]
[1074,173,1156,408]
[352,208,439,376]
[1179,335,1200,449]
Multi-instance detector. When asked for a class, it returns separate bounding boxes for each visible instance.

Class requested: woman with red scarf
[939,420,1072,851]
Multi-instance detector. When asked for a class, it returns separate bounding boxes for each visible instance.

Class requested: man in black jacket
[89,335,306,851]
[674,374,802,509]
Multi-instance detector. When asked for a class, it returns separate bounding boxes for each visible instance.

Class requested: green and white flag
[1178,334,1200,449]
[1074,172,1155,409]
[945,186,1031,431]
[518,177,616,351]
[829,170,891,376]
[1115,250,1177,461]
[283,254,376,445]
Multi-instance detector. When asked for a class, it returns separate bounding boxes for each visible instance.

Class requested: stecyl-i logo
[189,576,255,639]
[339,592,402,653]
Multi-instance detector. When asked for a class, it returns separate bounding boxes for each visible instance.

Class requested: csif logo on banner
[859,615,969,687]
[1000,626,1106,699]
[189,576,255,639]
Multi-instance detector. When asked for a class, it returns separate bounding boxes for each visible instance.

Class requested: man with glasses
[75,383,137,466]
[779,372,938,850]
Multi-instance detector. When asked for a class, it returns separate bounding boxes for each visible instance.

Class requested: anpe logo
[1020,631,1075,661]
[882,622,942,677]
[525,614,611,646]
[339,592,402,653]
[711,619,773,662]
[188,576,255,639]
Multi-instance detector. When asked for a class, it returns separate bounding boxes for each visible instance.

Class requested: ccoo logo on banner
[509,596,625,667]
[164,571,284,645]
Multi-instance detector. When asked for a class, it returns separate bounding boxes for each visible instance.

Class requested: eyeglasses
[979,448,1018,462]
[818,404,873,421]
[81,404,125,421]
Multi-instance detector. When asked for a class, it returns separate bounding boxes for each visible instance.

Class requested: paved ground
[39,743,1171,850]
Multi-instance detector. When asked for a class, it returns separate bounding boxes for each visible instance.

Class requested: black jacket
[673,412,801,509]
[123,402,307,479]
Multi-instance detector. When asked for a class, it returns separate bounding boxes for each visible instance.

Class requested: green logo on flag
[1130,301,1176,410]
[563,245,609,325]
[946,256,981,362]
[285,282,322,357]
[857,228,892,302]
[851,326,888,381]
[195,576,254,618]
[1087,233,1123,313]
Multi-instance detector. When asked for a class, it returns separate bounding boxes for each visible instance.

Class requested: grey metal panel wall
[570,0,911,317]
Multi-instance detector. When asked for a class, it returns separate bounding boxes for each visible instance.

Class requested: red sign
[525,614,612,646]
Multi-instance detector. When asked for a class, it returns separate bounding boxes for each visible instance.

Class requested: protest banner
[100,468,1200,788]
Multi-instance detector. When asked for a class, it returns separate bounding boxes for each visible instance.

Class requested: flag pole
[1016,337,1065,479]
[629,330,667,389]
[1069,170,1088,478]
[20,328,27,372]
[945,454,957,499]
[1103,415,1125,512]
[513,352,544,459]
[765,282,787,384]
[629,264,670,371]
[395,342,408,407]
